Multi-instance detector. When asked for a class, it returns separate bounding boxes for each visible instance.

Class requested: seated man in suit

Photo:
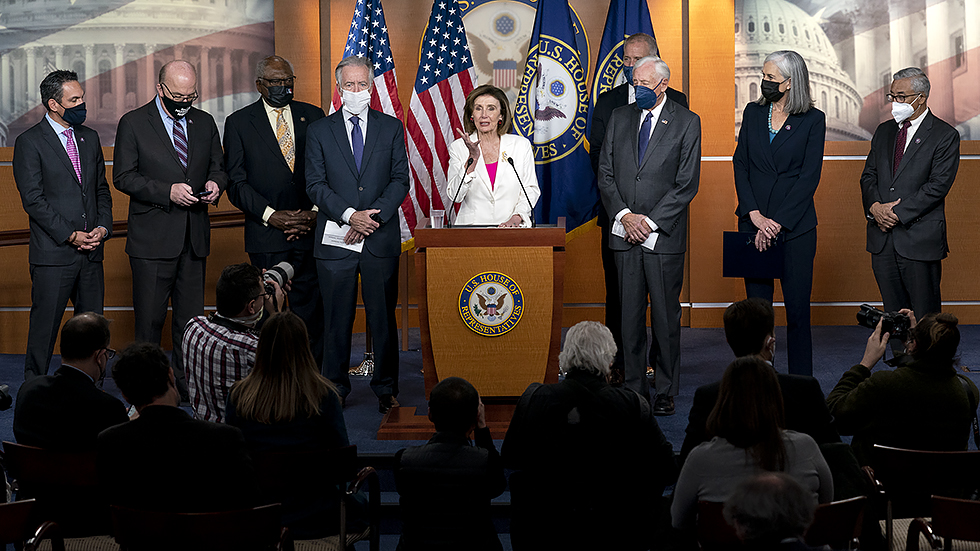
[97,342,257,512]
[14,312,129,450]
[394,377,505,551]
[679,298,840,467]
[502,321,675,551]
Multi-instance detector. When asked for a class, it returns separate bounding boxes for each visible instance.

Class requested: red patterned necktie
[892,120,911,175]
[173,118,188,170]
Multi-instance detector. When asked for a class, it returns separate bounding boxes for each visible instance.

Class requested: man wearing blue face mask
[597,56,701,415]
[14,70,113,381]
[589,33,688,383]
[860,67,960,344]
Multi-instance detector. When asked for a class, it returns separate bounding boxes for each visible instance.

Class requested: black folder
[722,231,785,279]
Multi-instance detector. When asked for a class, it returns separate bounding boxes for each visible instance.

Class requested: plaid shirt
[182,315,258,423]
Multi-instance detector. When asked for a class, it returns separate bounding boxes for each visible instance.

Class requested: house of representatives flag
[405,0,477,236]
[588,0,657,137]
[512,0,598,235]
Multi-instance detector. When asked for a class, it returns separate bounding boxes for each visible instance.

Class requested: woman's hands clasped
[749,210,782,251]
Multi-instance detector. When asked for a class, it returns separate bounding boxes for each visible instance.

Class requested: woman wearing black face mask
[732,50,825,377]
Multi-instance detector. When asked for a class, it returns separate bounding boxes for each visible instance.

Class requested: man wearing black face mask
[14,70,113,381]
[114,60,228,403]
[224,55,326,367]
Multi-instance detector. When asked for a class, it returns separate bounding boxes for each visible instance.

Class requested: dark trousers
[316,251,399,399]
[615,247,684,399]
[249,249,323,368]
[745,228,816,376]
[25,257,104,380]
[129,243,206,399]
[871,233,942,351]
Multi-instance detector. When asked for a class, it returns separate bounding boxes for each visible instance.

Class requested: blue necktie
[350,115,363,172]
[637,111,653,165]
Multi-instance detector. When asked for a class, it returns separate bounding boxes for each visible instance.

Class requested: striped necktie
[276,108,295,172]
[173,118,188,170]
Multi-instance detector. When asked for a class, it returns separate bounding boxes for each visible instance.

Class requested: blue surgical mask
[635,79,664,110]
[623,65,634,87]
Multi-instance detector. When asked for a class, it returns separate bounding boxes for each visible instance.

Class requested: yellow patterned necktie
[275,108,295,172]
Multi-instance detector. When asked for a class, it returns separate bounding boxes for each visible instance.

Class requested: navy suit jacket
[224,99,326,254]
[860,111,959,261]
[305,109,409,259]
[13,118,113,265]
[113,100,227,259]
[733,102,826,240]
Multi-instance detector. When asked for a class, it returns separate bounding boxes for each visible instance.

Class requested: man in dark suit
[589,33,687,377]
[224,55,326,365]
[598,56,700,415]
[14,312,128,450]
[13,70,112,381]
[113,60,227,401]
[98,342,257,512]
[679,298,839,467]
[306,56,409,414]
[861,67,959,330]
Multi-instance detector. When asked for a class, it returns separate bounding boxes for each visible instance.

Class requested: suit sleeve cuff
[615,208,631,223]
[342,207,355,224]
[261,206,275,226]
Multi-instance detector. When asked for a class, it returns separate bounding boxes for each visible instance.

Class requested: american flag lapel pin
[661,119,668,125]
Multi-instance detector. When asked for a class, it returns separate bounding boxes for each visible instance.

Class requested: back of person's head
[724,298,775,357]
[215,263,263,317]
[229,312,337,423]
[112,343,172,408]
[59,312,110,362]
[559,321,616,378]
[910,312,960,372]
[707,357,786,471]
[724,472,816,544]
[428,377,479,434]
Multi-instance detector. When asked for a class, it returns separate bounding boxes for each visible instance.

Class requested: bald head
[157,60,198,118]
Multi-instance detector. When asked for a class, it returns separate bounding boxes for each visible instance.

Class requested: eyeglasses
[104,348,116,359]
[886,92,922,103]
[260,76,295,87]
[250,290,271,302]
[161,82,199,103]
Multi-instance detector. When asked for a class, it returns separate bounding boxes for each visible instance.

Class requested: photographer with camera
[182,263,285,423]
[827,309,978,468]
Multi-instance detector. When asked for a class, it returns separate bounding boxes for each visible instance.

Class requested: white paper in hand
[321,220,364,253]
[611,218,659,251]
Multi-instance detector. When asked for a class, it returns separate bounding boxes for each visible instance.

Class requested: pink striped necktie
[173,118,188,169]
[63,127,82,183]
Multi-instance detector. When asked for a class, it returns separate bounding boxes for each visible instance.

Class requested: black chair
[251,445,379,551]
[871,445,980,551]
[906,496,980,551]
[110,503,292,551]
[0,499,66,551]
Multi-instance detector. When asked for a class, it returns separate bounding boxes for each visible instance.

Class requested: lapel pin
[785,125,791,130]
[79,137,85,142]
[661,119,668,124]
[300,117,306,122]
[915,138,921,144]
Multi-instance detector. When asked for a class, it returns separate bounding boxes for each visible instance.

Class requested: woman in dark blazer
[733,50,825,376]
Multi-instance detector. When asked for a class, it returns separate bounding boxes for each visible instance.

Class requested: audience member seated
[826,312,979,467]
[680,298,839,467]
[502,321,675,551]
[182,263,285,423]
[14,312,128,449]
[394,377,506,551]
[97,342,258,512]
[724,472,822,551]
[225,311,359,539]
[672,357,833,531]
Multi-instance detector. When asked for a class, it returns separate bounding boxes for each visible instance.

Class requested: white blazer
[446,133,540,226]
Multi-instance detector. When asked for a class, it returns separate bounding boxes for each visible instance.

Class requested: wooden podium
[376,219,566,439]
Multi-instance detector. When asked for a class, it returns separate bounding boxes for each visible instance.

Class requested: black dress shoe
[653,394,675,416]
[379,395,400,414]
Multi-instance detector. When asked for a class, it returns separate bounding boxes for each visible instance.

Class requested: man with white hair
[502,321,675,550]
[724,472,821,551]
[598,55,701,415]
[305,55,409,414]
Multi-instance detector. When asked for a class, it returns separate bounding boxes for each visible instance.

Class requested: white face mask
[891,95,919,124]
[342,89,371,115]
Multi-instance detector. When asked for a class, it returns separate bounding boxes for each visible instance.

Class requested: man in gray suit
[14,70,112,380]
[305,56,409,414]
[861,67,959,330]
[598,56,701,415]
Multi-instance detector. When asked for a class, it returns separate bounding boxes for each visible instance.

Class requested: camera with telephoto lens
[856,304,911,342]
[263,262,294,295]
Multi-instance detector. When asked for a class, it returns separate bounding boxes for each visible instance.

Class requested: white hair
[559,321,616,378]
[334,56,374,90]
[634,56,670,82]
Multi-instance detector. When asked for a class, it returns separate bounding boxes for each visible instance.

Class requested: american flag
[493,60,517,89]
[405,0,476,233]
[331,0,416,243]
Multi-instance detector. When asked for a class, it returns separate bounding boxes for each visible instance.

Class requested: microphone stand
[506,155,536,228]
[446,157,474,228]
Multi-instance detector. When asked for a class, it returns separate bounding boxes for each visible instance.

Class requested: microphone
[504,152,536,228]
[447,156,474,228]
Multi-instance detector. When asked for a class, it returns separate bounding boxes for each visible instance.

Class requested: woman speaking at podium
[447,85,540,227]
